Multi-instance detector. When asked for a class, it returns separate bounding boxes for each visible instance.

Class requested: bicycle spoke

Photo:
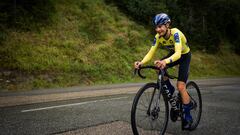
[186,81,202,130]
[131,83,168,135]
[157,119,164,134]
[143,90,151,103]
[149,117,154,132]
[136,107,148,112]
[138,115,149,124]
[139,98,149,109]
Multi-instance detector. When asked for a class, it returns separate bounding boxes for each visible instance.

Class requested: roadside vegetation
[0,0,239,91]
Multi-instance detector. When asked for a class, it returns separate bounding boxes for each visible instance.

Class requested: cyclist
[134,13,193,129]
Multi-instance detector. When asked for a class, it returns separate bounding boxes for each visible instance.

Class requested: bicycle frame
[132,65,202,133]
[145,69,172,115]
[135,66,179,114]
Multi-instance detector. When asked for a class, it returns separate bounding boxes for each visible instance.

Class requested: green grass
[190,50,240,79]
[0,0,240,91]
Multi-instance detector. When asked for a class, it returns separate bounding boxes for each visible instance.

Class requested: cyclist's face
[155,24,167,36]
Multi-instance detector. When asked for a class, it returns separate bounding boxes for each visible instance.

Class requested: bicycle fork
[146,87,163,121]
[146,74,165,118]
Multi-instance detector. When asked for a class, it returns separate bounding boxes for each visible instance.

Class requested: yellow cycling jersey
[141,28,190,64]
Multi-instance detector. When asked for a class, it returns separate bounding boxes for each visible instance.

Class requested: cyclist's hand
[134,61,142,69]
[154,60,166,69]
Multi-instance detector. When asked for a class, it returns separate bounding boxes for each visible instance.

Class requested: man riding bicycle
[134,13,193,130]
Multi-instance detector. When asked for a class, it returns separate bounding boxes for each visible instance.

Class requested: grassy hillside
[0,0,240,91]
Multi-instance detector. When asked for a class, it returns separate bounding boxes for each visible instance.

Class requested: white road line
[21,96,128,113]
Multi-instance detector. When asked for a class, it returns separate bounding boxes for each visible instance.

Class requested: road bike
[131,65,202,135]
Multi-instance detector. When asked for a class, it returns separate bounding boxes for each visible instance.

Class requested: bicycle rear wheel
[185,81,202,130]
[131,83,169,135]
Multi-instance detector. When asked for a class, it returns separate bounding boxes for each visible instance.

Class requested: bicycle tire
[185,81,202,130]
[131,83,169,135]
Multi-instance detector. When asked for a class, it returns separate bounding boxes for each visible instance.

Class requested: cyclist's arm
[164,33,182,64]
[141,43,158,65]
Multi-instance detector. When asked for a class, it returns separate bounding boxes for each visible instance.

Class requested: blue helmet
[153,13,171,26]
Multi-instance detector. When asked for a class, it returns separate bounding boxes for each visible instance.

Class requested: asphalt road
[0,78,240,135]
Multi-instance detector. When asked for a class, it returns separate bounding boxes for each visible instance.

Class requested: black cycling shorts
[162,52,191,83]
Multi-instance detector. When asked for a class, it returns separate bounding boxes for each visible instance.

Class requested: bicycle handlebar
[134,65,177,80]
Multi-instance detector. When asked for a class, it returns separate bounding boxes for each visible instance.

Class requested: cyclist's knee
[163,76,169,81]
[177,81,186,91]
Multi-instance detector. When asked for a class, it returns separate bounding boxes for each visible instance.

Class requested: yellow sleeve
[164,33,182,64]
[141,44,158,65]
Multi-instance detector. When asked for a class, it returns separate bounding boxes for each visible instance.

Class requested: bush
[0,25,7,44]
[0,0,56,31]
[108,0,240,54]
[105,0,167,25]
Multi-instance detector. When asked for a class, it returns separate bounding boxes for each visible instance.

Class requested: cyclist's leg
[163,76,175,95]
[165,53,190,99]
[176,52,192,129]
[165,57,181,122]
[177,81,192,127]
[177,81,190,104]
[162,51,176,95]
[177,52,191,104]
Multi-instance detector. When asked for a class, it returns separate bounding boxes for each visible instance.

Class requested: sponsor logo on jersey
[174,33,180,43]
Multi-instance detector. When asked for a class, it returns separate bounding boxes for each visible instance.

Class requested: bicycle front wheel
[186,81,202,130]
[131,83,169,135]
